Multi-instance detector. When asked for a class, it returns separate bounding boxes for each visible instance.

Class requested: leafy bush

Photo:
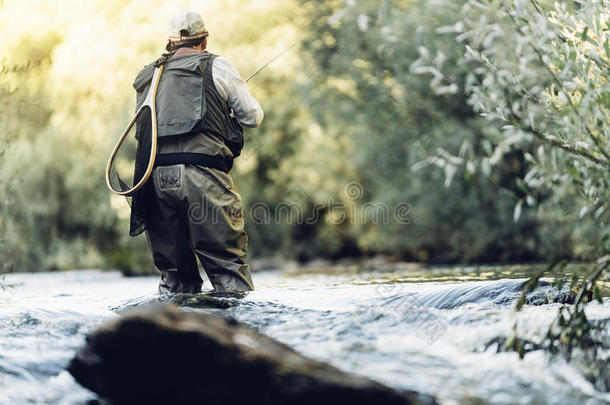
[412,0,610,373]
[0,0,607,273]
[296,0,599,262]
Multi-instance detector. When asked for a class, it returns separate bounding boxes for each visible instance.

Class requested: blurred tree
[296,0,595,263]
[0,0,605,274]
[0,0,306,273]
[413,0,609,260]
[411,0,610,367]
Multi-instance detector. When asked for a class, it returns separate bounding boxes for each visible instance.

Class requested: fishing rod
[231,38,304,192]
[106,39,303,197]
[245,39,304,82]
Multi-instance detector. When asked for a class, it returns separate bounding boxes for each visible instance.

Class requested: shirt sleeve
[212,56,264,128]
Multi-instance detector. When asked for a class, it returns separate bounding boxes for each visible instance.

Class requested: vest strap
[154,152,231,173]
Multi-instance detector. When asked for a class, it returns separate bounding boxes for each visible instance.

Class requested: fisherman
[132,10,263,294]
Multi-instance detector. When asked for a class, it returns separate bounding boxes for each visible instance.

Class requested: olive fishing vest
[133,50,232,148]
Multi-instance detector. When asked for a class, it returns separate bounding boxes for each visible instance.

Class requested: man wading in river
[132,10,263,294]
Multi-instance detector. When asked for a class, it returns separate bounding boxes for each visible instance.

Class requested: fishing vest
[133,50,242,156]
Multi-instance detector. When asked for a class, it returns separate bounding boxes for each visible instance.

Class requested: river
[0,265,609,404]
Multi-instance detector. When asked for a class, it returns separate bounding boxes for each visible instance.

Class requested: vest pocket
[156,70,204,137]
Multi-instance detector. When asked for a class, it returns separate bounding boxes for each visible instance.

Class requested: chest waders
[103,43,301,293]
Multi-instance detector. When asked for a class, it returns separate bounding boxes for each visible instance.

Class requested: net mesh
[107,106,155,236]
[128,107,155,236]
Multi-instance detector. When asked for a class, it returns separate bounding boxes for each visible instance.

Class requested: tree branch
[507,5,610,162]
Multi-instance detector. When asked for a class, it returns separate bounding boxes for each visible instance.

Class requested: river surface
[0,266,609,405]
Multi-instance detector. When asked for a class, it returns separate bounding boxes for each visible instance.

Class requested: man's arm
[212,56,264,128]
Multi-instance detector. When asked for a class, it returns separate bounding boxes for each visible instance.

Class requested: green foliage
[506,260,610,389]
[295,0,595,263]
[424,0,610,377]
[0,43,47,274]
[544,260,609,362]
[0,0,608,274]
[0,0,306,274]
[413,0,610,245]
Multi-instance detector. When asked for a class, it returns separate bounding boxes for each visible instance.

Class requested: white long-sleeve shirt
[212,56,264,128]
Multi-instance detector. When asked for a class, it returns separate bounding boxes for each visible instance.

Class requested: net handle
[105,65,164,196]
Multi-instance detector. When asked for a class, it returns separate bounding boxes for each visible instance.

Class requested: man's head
[167,10,208,51]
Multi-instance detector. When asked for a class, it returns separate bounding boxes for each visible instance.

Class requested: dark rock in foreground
[68,304,435,405]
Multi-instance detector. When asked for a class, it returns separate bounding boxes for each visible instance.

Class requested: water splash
[0,268,609,404]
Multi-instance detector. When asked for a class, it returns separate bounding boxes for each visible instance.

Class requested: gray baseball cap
[168,10,208,42]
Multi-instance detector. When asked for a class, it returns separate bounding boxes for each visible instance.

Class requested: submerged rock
[68,304,436,405]
[524,280,577,306]
[110,291,248,313]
